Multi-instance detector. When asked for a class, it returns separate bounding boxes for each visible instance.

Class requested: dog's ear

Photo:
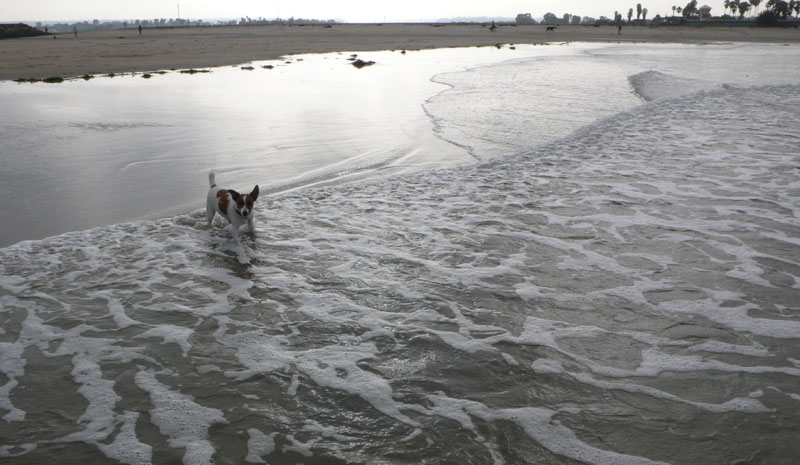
[228,190,240,201]
[250,185,259,201]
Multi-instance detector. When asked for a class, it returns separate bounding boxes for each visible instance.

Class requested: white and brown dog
[206,170,259,240]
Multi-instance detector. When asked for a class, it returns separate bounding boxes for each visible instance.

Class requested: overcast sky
[4,1,727,23]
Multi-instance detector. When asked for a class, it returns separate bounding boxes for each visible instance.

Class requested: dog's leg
[247,216,256,236]
[206,205,215,228]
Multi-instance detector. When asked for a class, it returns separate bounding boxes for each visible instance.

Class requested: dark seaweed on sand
[351,59,376,69]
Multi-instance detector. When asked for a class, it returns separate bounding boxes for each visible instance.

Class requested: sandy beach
[2,22,799,80]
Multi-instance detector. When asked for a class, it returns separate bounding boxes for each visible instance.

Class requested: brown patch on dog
[228,190,242,211]
[216,189,229,214]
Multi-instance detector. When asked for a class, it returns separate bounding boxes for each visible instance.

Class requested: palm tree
[628,8,634,22]
[677,6,683,15]
[767,0,791,17]
[637,3,643,20]
[724,0,731,14]
[750,0,762,15]
[739,1,752,16]
[643,8,649,20]
[672,5,677,16]
[682,0,698,17]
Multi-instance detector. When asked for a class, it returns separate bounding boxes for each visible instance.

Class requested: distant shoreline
[1,23,799,81]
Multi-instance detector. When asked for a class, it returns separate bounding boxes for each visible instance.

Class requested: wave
[627,70,723,102]
[424,52,641,160]
[2,82,799,464]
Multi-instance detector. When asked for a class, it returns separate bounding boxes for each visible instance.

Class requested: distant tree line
[516,0,798,27]
[33,17,337,34]
[673,0,799,18]
[35,18,208,34]
[232,17,336,26]
[0,23,48,40]
[521,12,603,25]
[719,0,800,18]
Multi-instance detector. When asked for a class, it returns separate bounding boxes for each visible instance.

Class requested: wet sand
[2,23,799,81]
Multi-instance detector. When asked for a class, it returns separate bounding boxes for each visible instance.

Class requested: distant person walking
[138,24,142,35]
[618,23,622,35]
[73,26,77,37]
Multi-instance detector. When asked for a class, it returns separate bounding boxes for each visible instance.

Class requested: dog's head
[228,185,259,218]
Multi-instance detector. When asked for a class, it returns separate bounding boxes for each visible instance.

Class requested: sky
[3,0,728,23]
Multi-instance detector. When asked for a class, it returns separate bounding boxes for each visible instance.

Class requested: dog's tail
[208,170,216,188]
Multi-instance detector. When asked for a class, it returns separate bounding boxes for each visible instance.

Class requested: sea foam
[1,44,799,464]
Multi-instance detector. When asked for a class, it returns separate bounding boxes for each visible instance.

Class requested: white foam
[42,327,155,464]
[635,347,800,378]
[688,340,770,357]
[0,274,27,294]
[245,429,277,464]
[426,393,670,465]
[221,331,293,380]
[95,412,154,465]
[135,369,227,465]
[501,352,519,366]
[90,292,140,329]
[302,419,357,441]
[281,435,317,457]
[532,358,771,413]
[287,374,300,396]
[657,295,800,340]
[0,337,25,421]
[292,342,421,428]
[0,443,36,458]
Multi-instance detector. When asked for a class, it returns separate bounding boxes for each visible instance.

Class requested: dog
[206,170,259,240]
[546,26,557,32]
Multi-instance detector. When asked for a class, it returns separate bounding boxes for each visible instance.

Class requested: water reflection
[0,45,549,247]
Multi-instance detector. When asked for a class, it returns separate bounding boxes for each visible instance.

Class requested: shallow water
[0,45,553,247]
[1,43,800,464]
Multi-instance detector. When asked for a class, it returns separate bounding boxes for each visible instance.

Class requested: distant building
[699,5,713,19]
[515,13,536,25]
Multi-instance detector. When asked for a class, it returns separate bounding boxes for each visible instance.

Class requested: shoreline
[2,23,799,81]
